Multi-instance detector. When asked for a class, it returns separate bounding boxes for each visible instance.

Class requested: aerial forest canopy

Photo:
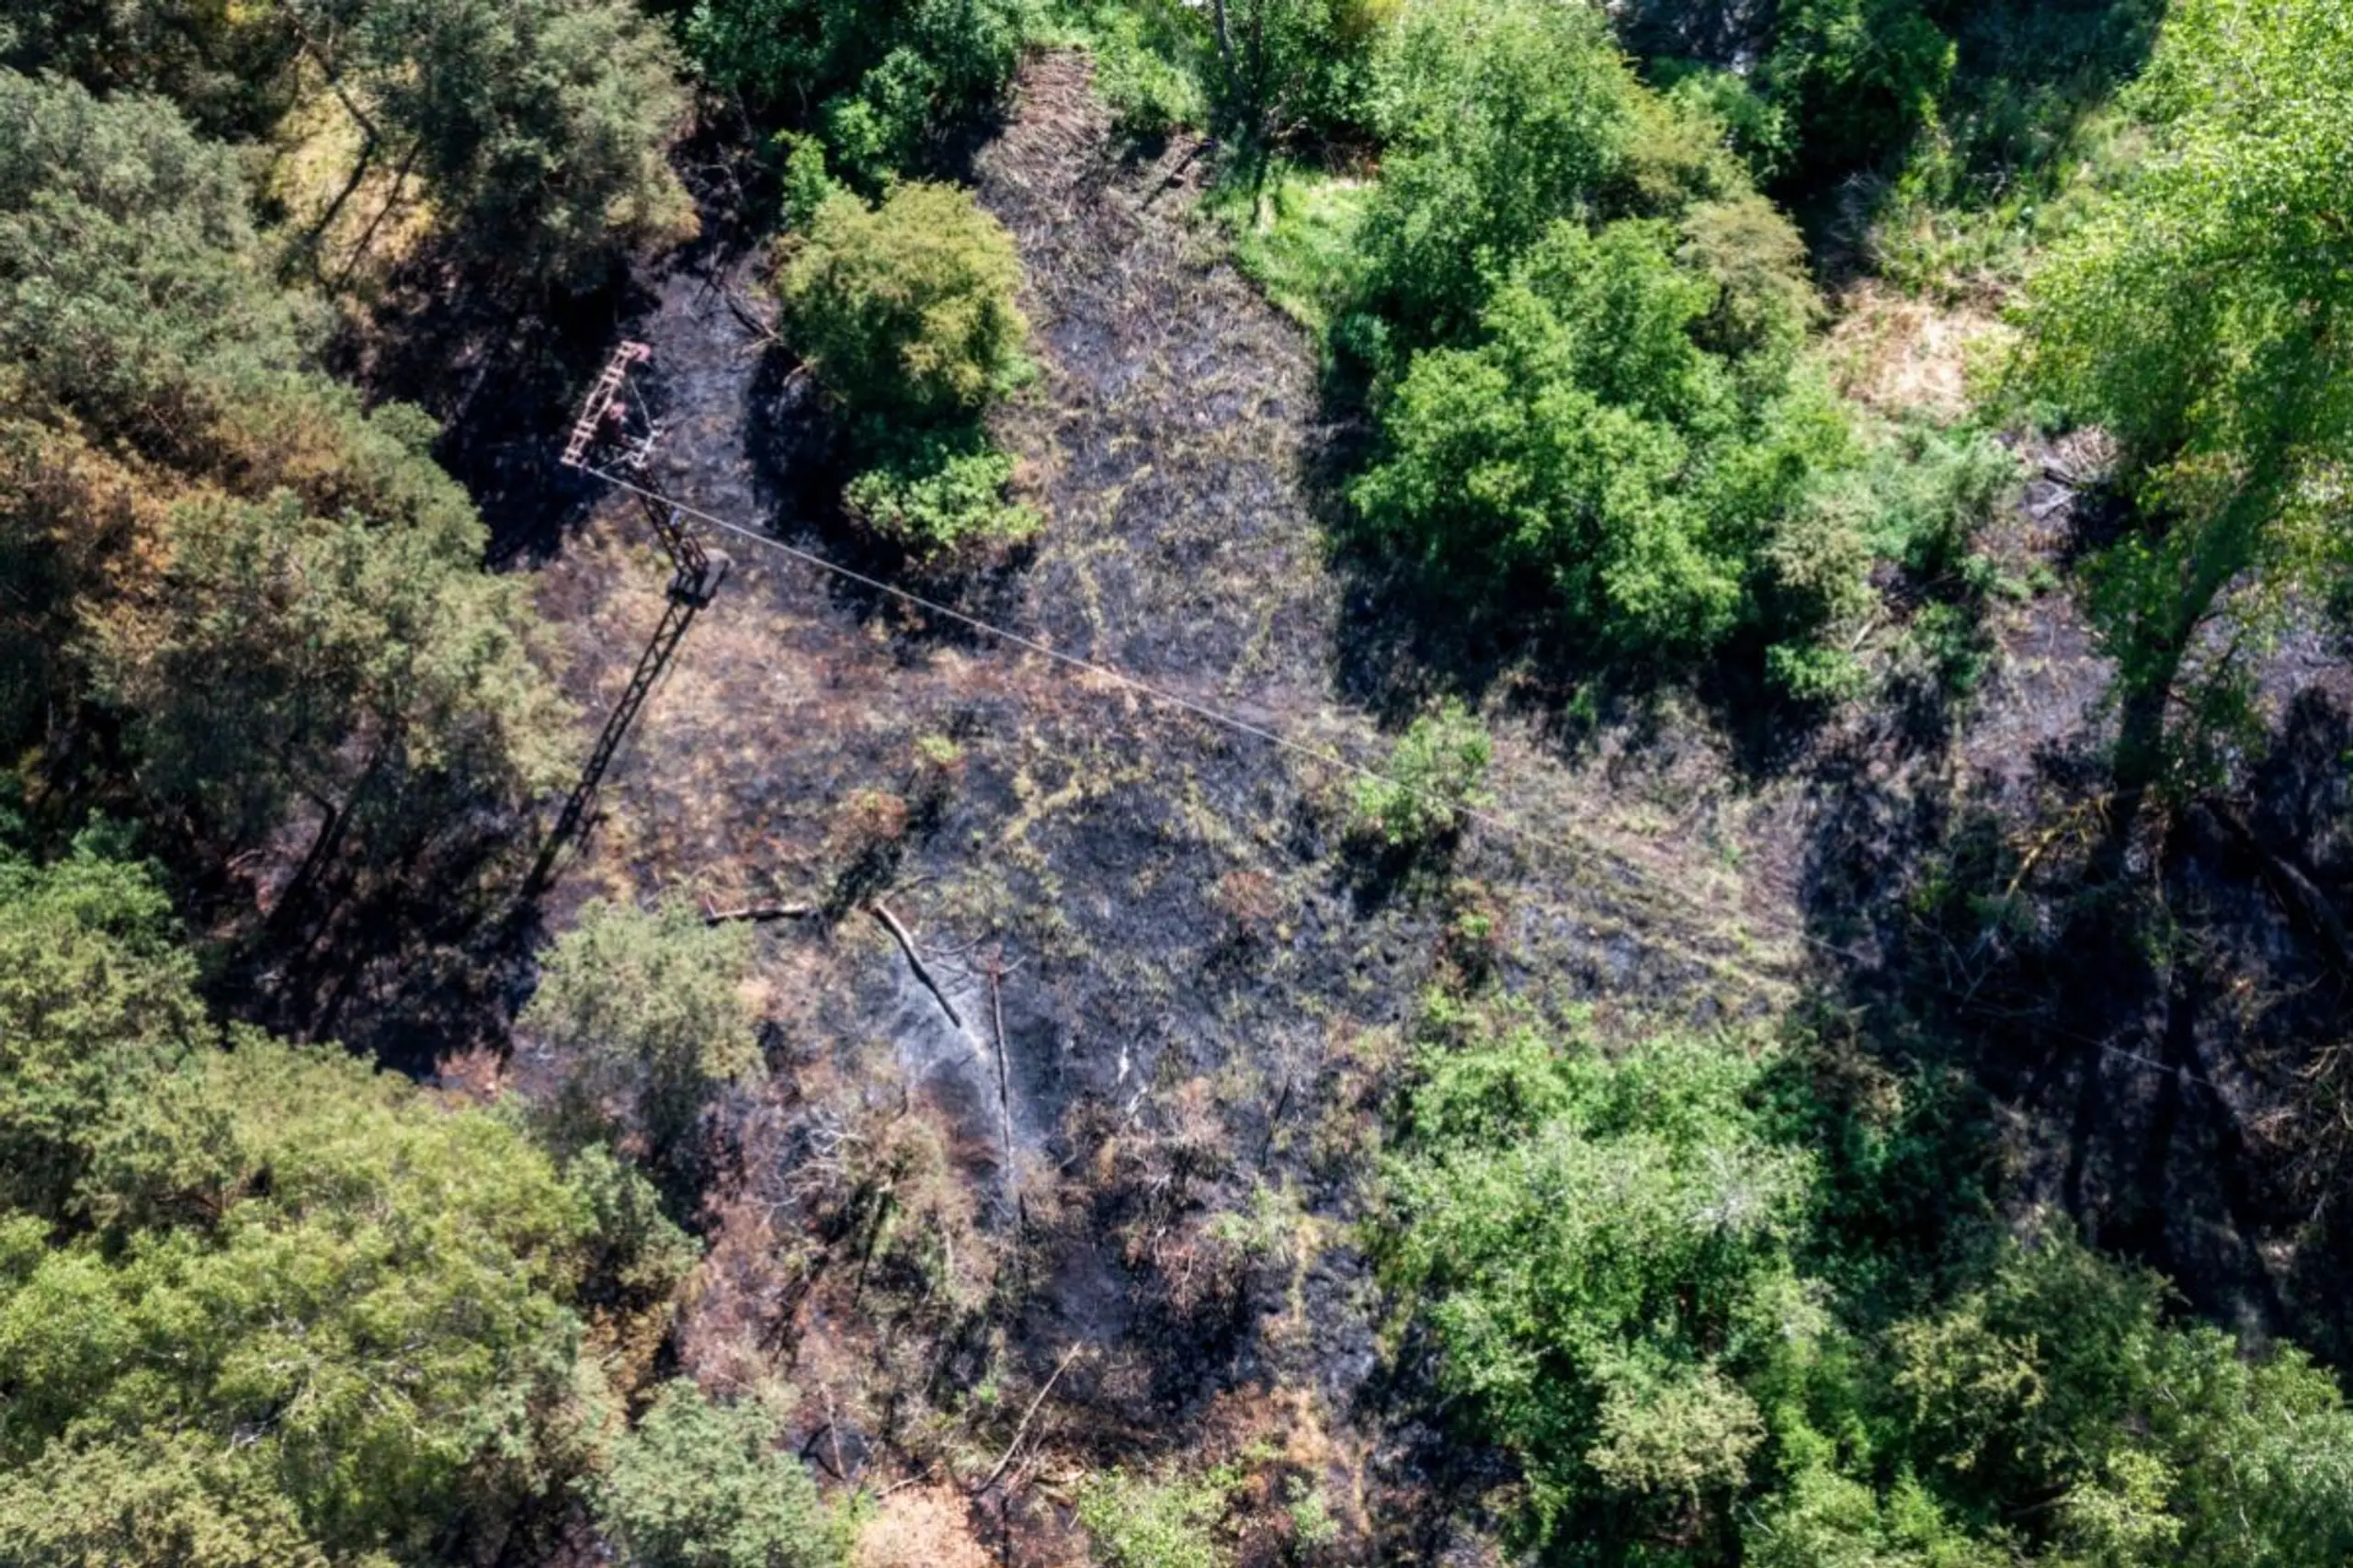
[1,0,2350,1563]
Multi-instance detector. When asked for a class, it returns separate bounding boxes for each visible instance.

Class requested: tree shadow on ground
[1795,685,2353,1358]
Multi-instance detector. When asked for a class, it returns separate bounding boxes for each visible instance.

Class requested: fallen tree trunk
[701,898,815,926]
[870,901,965,1030]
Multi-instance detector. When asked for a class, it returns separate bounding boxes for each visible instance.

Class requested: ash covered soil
[520,51,1801,1551]
[507,47,2353,1562]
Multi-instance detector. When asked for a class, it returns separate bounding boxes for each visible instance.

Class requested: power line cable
[574,462,2234,1094]
[584,465,1767,936]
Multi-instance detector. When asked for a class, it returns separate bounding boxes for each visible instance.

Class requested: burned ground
[482,47,2353,1566]
[508,49,1812,1560]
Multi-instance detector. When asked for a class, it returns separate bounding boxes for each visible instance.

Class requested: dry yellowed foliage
[855,1484,993,1568]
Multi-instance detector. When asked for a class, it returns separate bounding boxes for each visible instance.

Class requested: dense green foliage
[0,845,209,1227]
[1382,1012,1814,1544]
[592,1381,851,1568]
[0,849,699,1566]
[778,179,1037,554]
[335,0,696,280]
[4,0,691,278]
[1306,0,1922,693]
[2021,0,2353,797]
[1383,1000,2353,1564]
[0,72,569,872]
[686,0,1029,183]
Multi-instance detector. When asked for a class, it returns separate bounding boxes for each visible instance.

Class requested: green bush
[845,429,1040,554]
[1351,698,1491,847]
[778,182,1029,426]
[1353,219,1865,676]
[591,1381,851,1568]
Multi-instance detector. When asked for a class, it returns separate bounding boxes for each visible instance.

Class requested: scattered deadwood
[972,1344,1084,1497]
[701,896,815,925]
[870,900,966,1030]
[722,285,780,345]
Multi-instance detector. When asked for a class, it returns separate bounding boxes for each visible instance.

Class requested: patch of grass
[1859,108,2143,298]
[1201,161,1369,337]
[1038,0,1211,134]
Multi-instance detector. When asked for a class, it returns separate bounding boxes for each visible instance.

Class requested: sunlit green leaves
[2021,0,2353,795]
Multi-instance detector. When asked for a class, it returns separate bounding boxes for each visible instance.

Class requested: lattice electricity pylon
[527,343,723,894]
[562,340,654,469]
[526,586,703,892]
[643,493,719,606]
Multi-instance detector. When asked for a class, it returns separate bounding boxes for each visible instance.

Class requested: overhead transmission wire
[577,462,2232,1096]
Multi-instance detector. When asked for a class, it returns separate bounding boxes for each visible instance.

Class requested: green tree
[685,0,1027,185]
[90,492,568,873]
[1351,217,1863,678]
[1349,0,1637,350]
[520,899,762,1169]
[1381,1007,1818,1544]
[335,0,694,283]
[2020,0,2353,804]
[1760,0,1955,174]
[0,849,697,1563]
[590,1381,849,1568]
[0,71,314,461]
[0,1436,326,1568]
[0,72,572,890]
[0,0,301,138]
[1209,0,1395,146]
[4,0,689,281]
[0,1040,614,1562]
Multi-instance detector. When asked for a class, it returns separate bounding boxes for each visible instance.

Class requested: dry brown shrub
[830,788,912,858]
[855,1484,992,1568]
[1824,281,2011,422]
[1212,869,1281,938]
